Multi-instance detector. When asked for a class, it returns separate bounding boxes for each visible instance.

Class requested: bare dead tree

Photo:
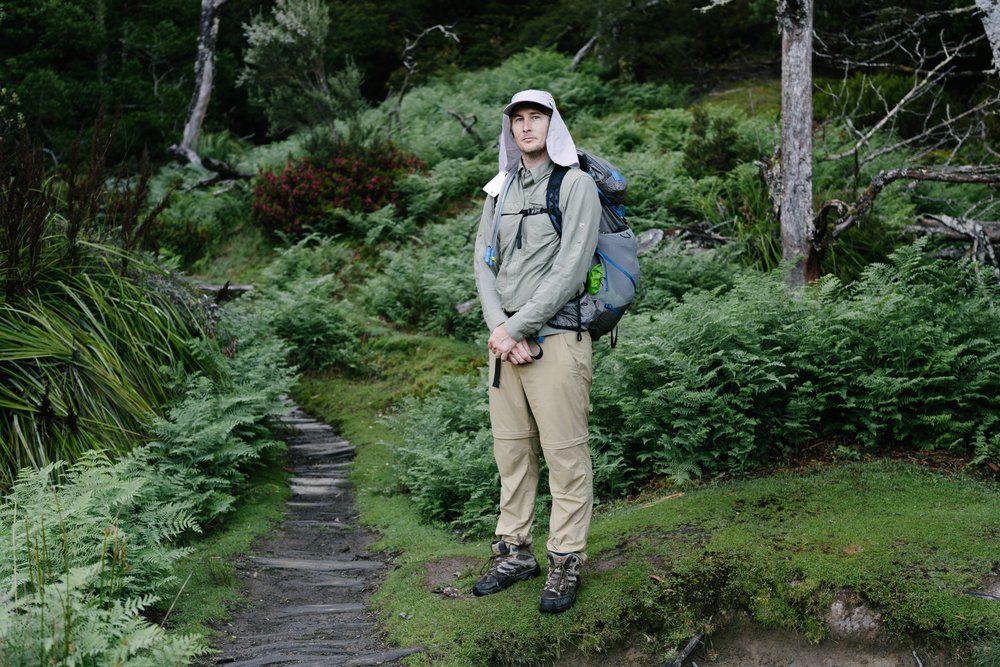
[387,25,459,136]
[976,0,1000,71]
[814,4,997,170]
[803,4,1000,278]
[817,31,992,170]
[171,0,227,168]
[778,0,816,286]
[571,34,598,70]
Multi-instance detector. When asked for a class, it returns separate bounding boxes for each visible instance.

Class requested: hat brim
[502,92,555,117]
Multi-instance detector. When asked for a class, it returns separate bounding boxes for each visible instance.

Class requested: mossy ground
[295,330,1000,666]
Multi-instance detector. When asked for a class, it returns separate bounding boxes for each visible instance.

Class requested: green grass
[156,445,292,640]
[189,222,277,286]
[296,330,1000,666]
[697,77,781,116]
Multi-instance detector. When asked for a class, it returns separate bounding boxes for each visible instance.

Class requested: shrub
[250,236,367,373]
[154,181,252,267]
[600,243,1000,480]
[635,240,742,311]
[144,309,294,524]
[362,213,480,340]
[386,374,499,536]
[265,277,365,372]
[683,106,772,178]
[595,271,811,482]
[388,243,1000,531]
[251,143,424,239]
[0,302,293,664]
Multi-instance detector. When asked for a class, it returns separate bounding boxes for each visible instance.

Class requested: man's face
[509,105,551,160]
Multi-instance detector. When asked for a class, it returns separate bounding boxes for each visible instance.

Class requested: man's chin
[521,147,547,161]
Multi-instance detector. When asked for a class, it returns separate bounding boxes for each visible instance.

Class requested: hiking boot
[472,540,541,597]
[538,551,583,613]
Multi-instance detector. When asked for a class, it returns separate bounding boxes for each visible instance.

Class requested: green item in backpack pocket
[587,264,603,294]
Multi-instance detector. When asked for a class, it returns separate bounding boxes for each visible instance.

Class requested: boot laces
[546,557,574,593]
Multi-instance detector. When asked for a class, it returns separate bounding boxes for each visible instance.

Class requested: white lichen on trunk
[176,0,227,167]
[779,0,814,286]
[977,0,1000,72]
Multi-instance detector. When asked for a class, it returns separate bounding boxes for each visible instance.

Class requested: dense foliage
[252,144,423,238]
[249,235,368,372]
[0,125,293,663]
[0,305,293,665]
[0,134,223,484]
[4,2,1000,660]
[389,243,1000,533]
[0,0,777,161]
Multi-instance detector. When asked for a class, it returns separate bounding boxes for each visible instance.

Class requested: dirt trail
[208,406,423,666]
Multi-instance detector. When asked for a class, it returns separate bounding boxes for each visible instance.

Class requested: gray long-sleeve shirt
[474,158,601,341]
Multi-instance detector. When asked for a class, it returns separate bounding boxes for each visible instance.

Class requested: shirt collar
[519,156,554,186]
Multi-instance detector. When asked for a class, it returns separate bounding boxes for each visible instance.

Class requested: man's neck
[521,151,549,170]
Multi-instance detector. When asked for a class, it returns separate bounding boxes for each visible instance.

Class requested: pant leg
[519,333,594,554]
[488,352,541,545]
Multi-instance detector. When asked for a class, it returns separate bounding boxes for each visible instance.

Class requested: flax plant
[0,128,220,487]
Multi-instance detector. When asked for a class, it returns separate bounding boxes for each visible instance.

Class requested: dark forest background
[2,0,990,165]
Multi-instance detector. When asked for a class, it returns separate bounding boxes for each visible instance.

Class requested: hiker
[472,89,602,613]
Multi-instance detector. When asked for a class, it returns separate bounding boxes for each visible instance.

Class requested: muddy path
[207,406,423,667]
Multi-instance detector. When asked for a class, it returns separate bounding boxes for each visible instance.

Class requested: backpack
[547,150,640,345]
[484,150,640,345]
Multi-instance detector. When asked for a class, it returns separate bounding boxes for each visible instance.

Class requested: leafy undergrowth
[296,332,1000,666]
[155,445,291,641]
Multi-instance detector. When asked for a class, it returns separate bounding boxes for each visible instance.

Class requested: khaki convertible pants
[488,332,593,554]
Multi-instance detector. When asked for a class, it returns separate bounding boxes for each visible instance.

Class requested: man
[472,89,601,613]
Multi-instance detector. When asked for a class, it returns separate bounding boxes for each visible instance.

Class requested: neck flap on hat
[498,89,579,173]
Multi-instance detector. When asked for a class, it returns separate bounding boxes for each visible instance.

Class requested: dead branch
[663,631,705,667]
[184,157,252,191]
[840,94,994,168]
[922,212,1000,280]
[822,33,985,164]
[910,214,1000,241]
[171,0,227,168]
[825,165,1000,243]
[387,25,459,135]
[816,6,979,68]
[445,111,483,146]
[571,34,598,69]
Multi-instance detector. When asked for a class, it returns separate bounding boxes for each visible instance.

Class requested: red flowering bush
[252,143,424,238]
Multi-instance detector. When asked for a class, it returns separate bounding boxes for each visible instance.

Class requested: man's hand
[488,324,535,365]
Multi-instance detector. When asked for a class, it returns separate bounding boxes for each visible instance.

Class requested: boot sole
[472,565,541,597]
[538,593,577,613]
[539,577,581,613]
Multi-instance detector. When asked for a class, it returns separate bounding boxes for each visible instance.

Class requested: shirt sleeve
[473,195,508,332]
[505,171,601,340]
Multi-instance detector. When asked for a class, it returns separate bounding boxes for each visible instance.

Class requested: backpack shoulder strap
[546,164,570,236]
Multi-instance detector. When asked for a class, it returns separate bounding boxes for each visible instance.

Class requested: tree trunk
[977,0,1000,72]
[95,0,107,86]
[173,0,226,167]
[778,0,815,287]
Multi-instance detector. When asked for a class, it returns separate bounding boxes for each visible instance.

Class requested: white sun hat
[498,89,579,173]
